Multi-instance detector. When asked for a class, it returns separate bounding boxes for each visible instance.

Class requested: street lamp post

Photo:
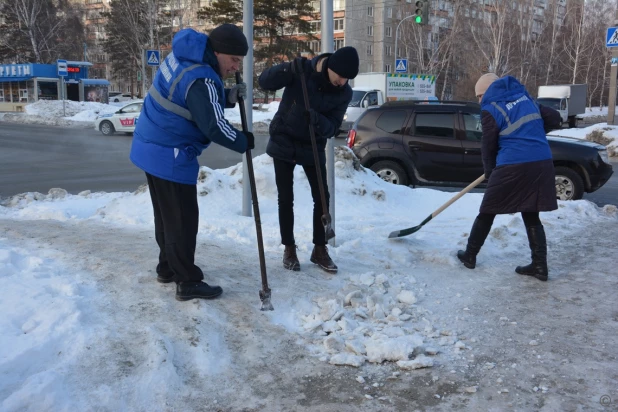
[394,14,419,72]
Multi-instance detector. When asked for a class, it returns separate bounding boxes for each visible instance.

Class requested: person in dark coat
[130,25,254,301]
[456,73,562,281]
[258,47,359,274]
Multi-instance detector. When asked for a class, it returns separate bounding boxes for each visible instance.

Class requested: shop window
[0,89,4,102]
[38,81,59,100]
[19,89,28,102]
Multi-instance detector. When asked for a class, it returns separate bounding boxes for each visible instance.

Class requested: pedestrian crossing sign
[607,27,618,48]
[147,50,160,66]
[395,58,408,73]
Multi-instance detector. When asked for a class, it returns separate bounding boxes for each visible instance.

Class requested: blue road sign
[147,50,160,66]
[395,58,408,73]
[57,59,68,76]
[607,27,618,47]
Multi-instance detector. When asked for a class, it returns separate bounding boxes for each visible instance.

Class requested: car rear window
[413,112,455,138]
[375,110,407,134]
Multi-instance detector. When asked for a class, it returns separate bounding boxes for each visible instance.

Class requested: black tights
[476,212,542,228]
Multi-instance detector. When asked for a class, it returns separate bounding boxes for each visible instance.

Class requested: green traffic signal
[415,15,422,24]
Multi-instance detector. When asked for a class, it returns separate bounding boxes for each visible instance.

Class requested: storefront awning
[0,77,32,82]
[82,79,110,85]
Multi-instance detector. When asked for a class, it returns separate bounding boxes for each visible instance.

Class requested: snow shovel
[297,60,335,241]
[235,72,273,311]
[388,174,486,239]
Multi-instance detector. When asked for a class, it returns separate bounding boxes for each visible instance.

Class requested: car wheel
[100,121,115,136]
[554,166,584,201]
[114,98,120,102]
[370,160,409,186]
[568,117,578,128]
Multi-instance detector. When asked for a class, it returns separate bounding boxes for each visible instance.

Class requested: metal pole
[141,49,147,98]
[322,0,335,246]
[242,0,254,216]
[608,12,618,125]
[62,77,66,117]
[394,14,417,72]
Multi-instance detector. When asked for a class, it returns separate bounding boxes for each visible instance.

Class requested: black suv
[347,100,614,201]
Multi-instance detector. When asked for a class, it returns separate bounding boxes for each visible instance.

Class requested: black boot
[310,245,338,274]
[175,281,223,301]
[457,217,493,269]
[156,263,175,284]
[283,245,300,271]
[516,225,548,281]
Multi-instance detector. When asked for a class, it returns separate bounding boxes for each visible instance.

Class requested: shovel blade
[322,215,335,241]
[259,289,274,311]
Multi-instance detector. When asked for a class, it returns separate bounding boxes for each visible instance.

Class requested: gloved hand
[245,131,255,151]
[289,57,307,75]
[484,169,493,179]
[306,109,320,128]
[228,82,247,104]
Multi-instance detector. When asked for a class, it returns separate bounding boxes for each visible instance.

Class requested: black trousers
[273,158,329,246]
[146,173,204,283]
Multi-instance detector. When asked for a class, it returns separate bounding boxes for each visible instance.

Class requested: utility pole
[241,0,254,216]
[607,11,618,125]
[394,14,418,72]
[322,0,335,245]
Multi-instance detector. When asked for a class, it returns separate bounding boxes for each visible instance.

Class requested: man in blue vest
[130,24,254,301]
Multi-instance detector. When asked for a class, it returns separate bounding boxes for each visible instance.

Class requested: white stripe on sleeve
[204,79,237,141]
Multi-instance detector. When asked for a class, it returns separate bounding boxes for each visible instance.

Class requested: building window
[310,20,321,32]
[367,62,374,72]
[334,0,345,10]
[385,64,392,72]
[334,39,345,50]
[368,25,373,36]
[367,44,373,55]
[334,18,344,31]
[386,26,392,37]
[385,45,392,56]
[368,6,374,16]
[387,7,393,18]
[0,89,4,102]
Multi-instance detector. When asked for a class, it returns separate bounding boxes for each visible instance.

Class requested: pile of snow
[1,99,280,130]
[299,271,452,369]
[549,123,618,156]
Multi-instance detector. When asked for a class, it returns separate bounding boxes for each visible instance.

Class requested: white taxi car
[95,100,143,136]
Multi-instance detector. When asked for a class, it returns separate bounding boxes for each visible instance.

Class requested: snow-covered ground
[1,147,617,410]
[0,99,279,130]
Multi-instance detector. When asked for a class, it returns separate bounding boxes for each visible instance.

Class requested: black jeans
[146,173,204,283]
[476,212,542,228]
[273,158,329,247]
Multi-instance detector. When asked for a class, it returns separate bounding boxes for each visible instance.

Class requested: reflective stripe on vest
[491,102,541,136]
[147,63,206,121]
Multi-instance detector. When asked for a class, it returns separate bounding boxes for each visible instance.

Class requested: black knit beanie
[208,24,248,56]
[327,46,359,79]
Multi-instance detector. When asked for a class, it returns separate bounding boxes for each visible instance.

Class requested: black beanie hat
[208,24,249,56]
[327,46,359,79]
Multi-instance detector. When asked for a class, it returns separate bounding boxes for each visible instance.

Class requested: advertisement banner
[386,73,436,101]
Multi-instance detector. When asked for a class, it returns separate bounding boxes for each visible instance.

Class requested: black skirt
[480,159,558,215]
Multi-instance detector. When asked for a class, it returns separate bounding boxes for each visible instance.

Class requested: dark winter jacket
[131,28,249,185]
[479,76,560,214]
[258,54,353,166]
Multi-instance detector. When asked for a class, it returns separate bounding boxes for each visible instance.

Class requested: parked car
[108,92,136,103]
[346,100,614,201]
[94,100,143,136]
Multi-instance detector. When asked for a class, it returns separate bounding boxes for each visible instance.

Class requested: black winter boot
[156,263,175,283]
[283,245,300,271]
[175,281,223,301]
[516,225,548,281]
[457,217,493,269]
[310,245,338,274]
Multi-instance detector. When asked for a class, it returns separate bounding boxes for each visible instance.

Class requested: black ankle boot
[283,245,300,271]
[310,245,338,274]
[176,281,223,301]
[156,263,174,283]
[457,216,493,269]
[516,225,548,281]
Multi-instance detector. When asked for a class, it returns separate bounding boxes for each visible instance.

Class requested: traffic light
[414,0,430,25]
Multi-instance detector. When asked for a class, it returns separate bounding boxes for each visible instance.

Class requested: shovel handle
[432,174,486,218]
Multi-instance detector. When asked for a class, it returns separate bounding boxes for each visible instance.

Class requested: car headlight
[598,149,609,165]
[343,113,348,121]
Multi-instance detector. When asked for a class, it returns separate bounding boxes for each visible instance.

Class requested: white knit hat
[475,73,499,96]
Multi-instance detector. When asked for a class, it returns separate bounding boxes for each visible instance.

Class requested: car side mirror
[362,100,369,108]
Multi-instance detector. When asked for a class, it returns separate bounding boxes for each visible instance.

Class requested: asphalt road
[1,122,616,207]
